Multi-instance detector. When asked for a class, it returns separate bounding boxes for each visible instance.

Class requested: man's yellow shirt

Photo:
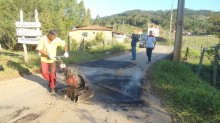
[36,35,65,63]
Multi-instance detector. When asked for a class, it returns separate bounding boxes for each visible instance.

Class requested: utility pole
[169,0,174,40]
[173,0,185,62]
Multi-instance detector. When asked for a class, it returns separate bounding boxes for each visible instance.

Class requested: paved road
[0,45,173,123]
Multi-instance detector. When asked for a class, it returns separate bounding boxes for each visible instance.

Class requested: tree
[0,0,90,50]
[0,0,20,49]
[84,9,91,26]
[93,15,101,25]
[208,12,220,43]
[78,0,87,26]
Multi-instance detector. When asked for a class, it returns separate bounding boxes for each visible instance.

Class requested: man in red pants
[36,29,68,94]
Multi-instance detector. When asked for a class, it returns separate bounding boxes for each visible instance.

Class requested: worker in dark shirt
[131,33,139,60]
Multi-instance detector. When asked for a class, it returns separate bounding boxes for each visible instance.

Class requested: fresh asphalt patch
[78,60,145,105]
[79,59,135,69]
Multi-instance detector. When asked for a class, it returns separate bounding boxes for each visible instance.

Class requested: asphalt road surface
[0,45,173,123]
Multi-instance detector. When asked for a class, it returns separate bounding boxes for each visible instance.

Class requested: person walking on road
[36,29,69,94]
[145,30,156,63]
[131,33,139,60]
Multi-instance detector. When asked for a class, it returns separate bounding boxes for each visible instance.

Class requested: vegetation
[93,9,219,36]
[0,0,90,50]
[0,50,40,80]
[153,59,220,122]
[64,42,129,64]
[1,1,219,50]
[156,35,219,48]
[208,12,220,43]
[152,35,220,122]
[0,42,130,80]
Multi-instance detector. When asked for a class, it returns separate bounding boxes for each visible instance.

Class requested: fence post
[213,45,219,86]
[183,47,189,61]
[197,48,206,74]
[200,45,203,55]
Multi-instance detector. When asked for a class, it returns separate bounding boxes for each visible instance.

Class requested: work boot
[50,88,56,94]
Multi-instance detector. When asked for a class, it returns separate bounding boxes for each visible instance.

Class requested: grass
[152,35,220,122]
[152,60,220,122]
[0,42,131,80]
[64,43,129,64]
[157,35,219,48]
[0,50,40,80]
[182,36,219,48]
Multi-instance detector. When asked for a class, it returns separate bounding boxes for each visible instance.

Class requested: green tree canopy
[208,12,220,43]
[0,0,90,49]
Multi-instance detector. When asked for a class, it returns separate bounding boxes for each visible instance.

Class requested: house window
[82,32,88,37]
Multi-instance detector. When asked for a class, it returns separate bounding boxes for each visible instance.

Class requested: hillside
[92,9,219,35]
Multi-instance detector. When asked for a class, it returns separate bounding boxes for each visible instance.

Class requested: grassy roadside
[149,35,220,122]
[0,50,40,80]
[0,43,131,81]
[151,37,220,122]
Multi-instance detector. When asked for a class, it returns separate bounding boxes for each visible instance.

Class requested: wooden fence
[196,45,220,86]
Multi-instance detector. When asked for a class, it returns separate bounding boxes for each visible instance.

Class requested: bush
[70,39,80,51]
[156,36,168,42]
[183,48,201,59]
[95,32,104,44]
[108,43,126,54]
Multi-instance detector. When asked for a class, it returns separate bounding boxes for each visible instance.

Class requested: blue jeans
[131,46,136,59]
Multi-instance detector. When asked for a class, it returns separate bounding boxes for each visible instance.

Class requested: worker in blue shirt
[131,33,139,60]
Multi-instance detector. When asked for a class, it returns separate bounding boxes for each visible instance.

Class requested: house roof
[76,25,113,31]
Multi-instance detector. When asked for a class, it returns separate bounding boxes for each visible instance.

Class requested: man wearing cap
[36,29,68,94]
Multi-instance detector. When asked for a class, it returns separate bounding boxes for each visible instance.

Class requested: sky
[78,0,220,19]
